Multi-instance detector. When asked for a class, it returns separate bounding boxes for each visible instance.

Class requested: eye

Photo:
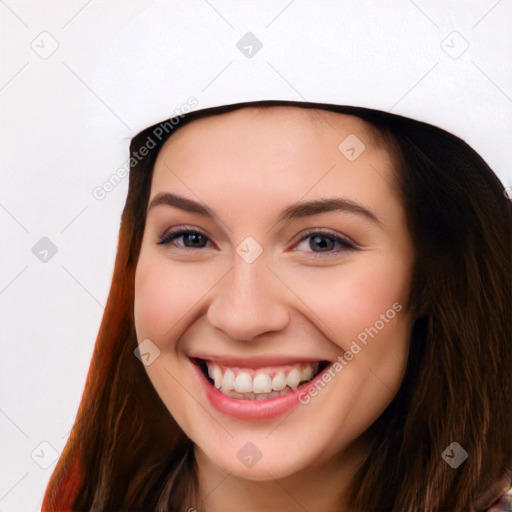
[158,227,213,249]
[157,227,357,254]
[294,229,357,254]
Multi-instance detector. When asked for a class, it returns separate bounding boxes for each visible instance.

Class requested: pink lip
[189,358,330,421]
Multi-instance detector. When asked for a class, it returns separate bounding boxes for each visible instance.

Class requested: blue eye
[295,230,356,253]
[158,229,212,249]
[158,228,357,254]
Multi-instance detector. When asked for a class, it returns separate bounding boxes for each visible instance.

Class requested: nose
[207,257,290,341]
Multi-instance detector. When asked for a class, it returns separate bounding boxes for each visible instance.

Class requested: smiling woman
[42,101,512,512]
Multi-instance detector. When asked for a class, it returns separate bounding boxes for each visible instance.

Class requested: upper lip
[189,354,330,369]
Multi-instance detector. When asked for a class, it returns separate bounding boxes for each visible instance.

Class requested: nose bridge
[207,253,289,340]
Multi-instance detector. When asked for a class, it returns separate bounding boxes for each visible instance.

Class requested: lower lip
[190,359,329,421]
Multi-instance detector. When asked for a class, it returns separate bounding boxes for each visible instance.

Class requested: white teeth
[253,374,272,394]
[234,372,252,393]
[208,363,221,382]
[286,369,301,390]
[222,368,235,391]
[271,373,287,391]
[204,360,321,397]
[209,364,222,389]
[301,366,313,381]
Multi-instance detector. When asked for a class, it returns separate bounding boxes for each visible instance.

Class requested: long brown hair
[42,101,512,511]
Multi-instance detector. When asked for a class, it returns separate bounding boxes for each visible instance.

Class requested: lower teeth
[218,387,294,400]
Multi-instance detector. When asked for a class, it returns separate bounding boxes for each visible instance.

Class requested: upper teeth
[206,361,319,393]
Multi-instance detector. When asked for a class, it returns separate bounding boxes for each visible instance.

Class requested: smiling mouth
[192,358,331,400]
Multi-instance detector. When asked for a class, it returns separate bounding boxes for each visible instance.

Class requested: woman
[42,101,512,511]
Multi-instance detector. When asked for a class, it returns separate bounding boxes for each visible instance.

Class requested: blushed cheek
[134,254,228,349]
[134,261,191,348]
[287,260,411,354]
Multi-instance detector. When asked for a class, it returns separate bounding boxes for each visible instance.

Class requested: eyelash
[157,226,358,255]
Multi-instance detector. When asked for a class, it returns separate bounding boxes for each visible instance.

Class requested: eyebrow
[147,192,382,226]
[148,192,213,217]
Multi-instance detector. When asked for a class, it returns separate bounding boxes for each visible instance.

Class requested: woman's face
[134,106,415,481]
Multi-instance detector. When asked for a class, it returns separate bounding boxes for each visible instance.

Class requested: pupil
[185,233,205,247]
[311,236,333,252]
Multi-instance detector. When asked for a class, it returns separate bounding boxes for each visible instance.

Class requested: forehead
[149,106,400,225]
[163,106,383,150]
[152,106,393,180]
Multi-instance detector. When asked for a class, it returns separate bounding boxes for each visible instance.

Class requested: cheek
[134,255,194,344]
[133,251,230,345]
[281,255,412,356]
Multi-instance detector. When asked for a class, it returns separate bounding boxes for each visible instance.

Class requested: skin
[134,106,415,512]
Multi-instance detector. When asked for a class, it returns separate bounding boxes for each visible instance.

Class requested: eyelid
[289,228,359,257]
[158,225,358,254]
[158,225,216,248]
[294,228,358,249]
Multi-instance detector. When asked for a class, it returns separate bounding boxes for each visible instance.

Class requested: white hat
[87,0,512,186]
